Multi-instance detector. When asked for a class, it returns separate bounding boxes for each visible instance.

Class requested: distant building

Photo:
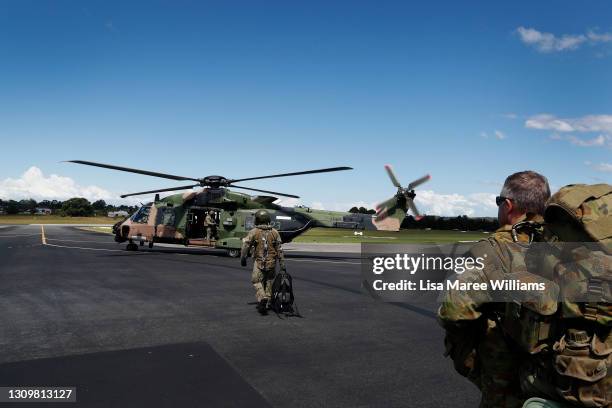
[108,210,129,218]
[35,208,52,215]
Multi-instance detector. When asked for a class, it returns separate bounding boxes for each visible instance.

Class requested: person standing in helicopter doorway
[204,210,216,241]
[240,210,286,314]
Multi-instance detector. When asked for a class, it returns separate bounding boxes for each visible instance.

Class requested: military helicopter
[67,161,430,256]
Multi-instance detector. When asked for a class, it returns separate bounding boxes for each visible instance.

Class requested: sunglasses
[495,196,512,206]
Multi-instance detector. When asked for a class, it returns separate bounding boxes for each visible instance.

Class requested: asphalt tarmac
[0,225,479,407]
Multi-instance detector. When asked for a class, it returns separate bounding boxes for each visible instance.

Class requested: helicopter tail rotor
[384,164,402,188]
[376,165,430,223]
[407,174,431,191]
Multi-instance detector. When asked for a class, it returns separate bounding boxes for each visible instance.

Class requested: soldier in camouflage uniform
[438,171,551,408]
[204,210,216,241]
[240,209,286,314]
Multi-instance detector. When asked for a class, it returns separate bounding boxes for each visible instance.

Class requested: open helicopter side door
[185,207,221,246]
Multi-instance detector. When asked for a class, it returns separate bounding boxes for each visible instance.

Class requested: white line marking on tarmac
[40,234,359,263]
[46,238,118,244]
[43,242,127,252]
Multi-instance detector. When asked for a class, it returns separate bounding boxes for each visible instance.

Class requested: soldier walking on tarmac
[240,209,286,314]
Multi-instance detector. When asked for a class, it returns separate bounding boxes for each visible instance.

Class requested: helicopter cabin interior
[186,207,221,240]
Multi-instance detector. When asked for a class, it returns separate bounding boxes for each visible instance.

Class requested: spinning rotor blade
[384,164,402,188]
[120,184,200,198]
[231,185,299,199]
[66,160,201,182]
[407,199,422,220]
[230,166,352,183]
[407,174,431,190]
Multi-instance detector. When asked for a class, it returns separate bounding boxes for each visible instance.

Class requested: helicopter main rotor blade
[407,174,431,190]
[229,166,352,184]
[66,160,201,182]
[120,184,201,198]
[230,185,299,199]
[407,199,423,220]
[384,164,402,188]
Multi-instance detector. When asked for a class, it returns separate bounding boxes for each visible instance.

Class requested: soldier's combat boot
[257,299,268,315]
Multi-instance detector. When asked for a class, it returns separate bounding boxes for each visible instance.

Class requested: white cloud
[494,130,506,140]
[586,161,612,173]
[0,167,113,201]
[525,114,575,132]
[516,27,612,53]
[415,190,497,217]
[502,113,518,119]
[526,114,612,148]
[595,163,612,173]
[516,27,586,52]
[525,113,612,134]
[567,134,607,147]
[0,166,155,205]
[481,130,506,140]
[587,30,612,43]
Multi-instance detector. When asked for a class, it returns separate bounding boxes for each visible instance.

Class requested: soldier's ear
[505,198,513,213]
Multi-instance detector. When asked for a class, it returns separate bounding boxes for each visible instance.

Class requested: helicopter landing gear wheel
[227,249,240,258]
[126,242,138,251]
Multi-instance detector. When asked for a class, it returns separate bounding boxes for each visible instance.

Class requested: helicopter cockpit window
[131,206,150,224]
[160,208,175,225]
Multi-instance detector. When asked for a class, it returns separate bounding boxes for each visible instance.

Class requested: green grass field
[77,225,489,243]
[293,228,489,244]
[0,215,119,225]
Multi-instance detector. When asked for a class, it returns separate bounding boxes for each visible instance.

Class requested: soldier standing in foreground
[438,171,551,408]
[240,209,286,314]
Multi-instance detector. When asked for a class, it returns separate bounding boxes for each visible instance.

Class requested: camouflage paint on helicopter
[67,161,429,255]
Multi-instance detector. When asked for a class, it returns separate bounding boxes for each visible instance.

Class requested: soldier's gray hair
[500,171,550,215]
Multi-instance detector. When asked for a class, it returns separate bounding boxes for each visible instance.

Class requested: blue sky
[0,0,610,215]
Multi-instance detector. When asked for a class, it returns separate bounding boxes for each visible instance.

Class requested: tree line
[1,199,499,230]
[0,198,137,217]
[349,206,499,231]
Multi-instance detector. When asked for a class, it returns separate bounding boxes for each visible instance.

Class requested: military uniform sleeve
[241,229,256,260]
[437,239,503,379]
[438,239,503,324]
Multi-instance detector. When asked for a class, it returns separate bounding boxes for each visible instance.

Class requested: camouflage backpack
[251,227,282,270]
[500,184,611,407]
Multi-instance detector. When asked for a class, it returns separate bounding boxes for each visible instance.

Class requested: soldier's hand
[240,257,247,267]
